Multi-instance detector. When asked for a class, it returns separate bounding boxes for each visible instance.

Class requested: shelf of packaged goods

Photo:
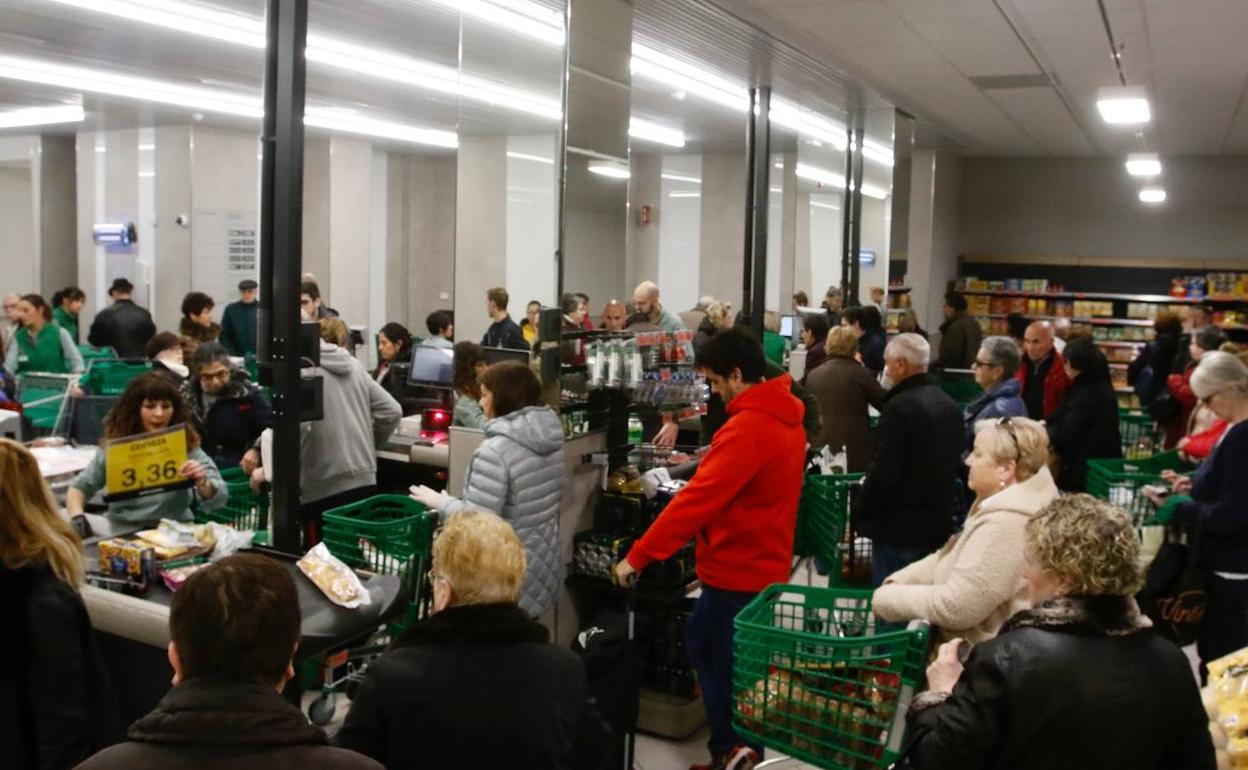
[960,288,1247,304]
[976,313,1155,327]
[1095,340,1146,348]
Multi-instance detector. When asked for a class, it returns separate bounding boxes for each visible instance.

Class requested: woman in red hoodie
[615,329,808,770]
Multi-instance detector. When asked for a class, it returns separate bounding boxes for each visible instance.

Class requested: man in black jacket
[76,554,380,770]
[183,343,273,470]
[481,287,529,351]
[336,510,610,769]
[87,278,156,359]
[853,333,963,586]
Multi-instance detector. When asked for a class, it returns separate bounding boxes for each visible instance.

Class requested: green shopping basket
[193,466,270,539]
[322,495,435,591]
[937,372,982,410]
[734,584,929,769]
[1118,409,1161,459]
[795,473,865,586]
[85,359,150,395]
[1086,450,1192,526]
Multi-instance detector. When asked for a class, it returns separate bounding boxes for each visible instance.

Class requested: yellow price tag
[104,424,191,501]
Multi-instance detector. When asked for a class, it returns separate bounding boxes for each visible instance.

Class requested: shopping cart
[304,495,437,724]
[192,466,271,542]
[16,372,76,434]
[1118,409,1161,460]
[1086,450,1193,527]
[794,473,871,587]
[734,584,929,769]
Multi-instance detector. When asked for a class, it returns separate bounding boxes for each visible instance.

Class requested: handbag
[1148,389,1180,423]
[1137,523,1207,646]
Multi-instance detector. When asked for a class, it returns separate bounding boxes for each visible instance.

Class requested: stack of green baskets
[321,495,436,635]
[733,584,929,769]
[795,472,864,586]
[1086,450,1192,526]
[193,466,271,543]
[1118,409,1161,459]
[85,360,151,396]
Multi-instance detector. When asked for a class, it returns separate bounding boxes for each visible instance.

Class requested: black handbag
[1148,390,1180,423]
[1137,523,1207,646]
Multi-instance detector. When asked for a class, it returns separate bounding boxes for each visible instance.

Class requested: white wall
[658,155,702,313]
[455,136,508,343]
[959,156,1248,262]
[506,135,559,311]
[907,150,962,331]
[0,165,36,293]
[699,152,746,309]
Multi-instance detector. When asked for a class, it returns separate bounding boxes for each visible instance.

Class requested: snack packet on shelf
[297,542,371,609]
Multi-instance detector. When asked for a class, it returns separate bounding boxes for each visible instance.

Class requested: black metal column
[848,125,865,305]
[839,132,855,305]
[741,94,757,316]
[259,0,308,553]
[746,88,771,335]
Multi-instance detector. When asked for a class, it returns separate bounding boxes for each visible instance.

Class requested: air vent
[969,74,1053,90]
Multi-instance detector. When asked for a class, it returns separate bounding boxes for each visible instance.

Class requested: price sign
[104,424,192,501]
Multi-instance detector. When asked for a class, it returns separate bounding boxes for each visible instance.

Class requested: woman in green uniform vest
[3,294,84,374]
[51,286,86,343]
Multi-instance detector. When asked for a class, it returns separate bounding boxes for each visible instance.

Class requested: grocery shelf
[975,312,1155,327]
[961,288,1246,304]
[1096,340,1146,348]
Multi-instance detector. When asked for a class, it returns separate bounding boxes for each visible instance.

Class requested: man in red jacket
[1016,320,1070,419]
[615,328,807,770]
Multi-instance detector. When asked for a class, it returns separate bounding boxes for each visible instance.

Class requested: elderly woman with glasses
[874,416,1059,643]
[1154,351,1248,674]
[962,336,1026,458]
[903,495,1214,769]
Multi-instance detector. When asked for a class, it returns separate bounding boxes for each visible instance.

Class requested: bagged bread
[297,542,371,609]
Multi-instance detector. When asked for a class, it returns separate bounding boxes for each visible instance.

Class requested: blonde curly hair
[1025,494,1141,596]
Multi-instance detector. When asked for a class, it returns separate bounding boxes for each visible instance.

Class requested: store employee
[67,372,228,526]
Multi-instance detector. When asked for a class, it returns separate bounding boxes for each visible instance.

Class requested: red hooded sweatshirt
[625,373,807,593]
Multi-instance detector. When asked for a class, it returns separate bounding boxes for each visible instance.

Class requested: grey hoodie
[441,405,565,617]
[300,343,402,504]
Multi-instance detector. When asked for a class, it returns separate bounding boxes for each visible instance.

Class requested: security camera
[174,214,189,228]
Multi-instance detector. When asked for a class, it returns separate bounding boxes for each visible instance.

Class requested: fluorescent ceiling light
[0,55,457,148]
[668,191,700,198]
[588,162,630,179]
[795,163,888,199]
[507,151,554,164]
[630,118,685,148]
[769,186,782,193]
[860,139,895,167]
[1139,187,1166,203]
[810,200,840,211]
[773,161,783,169]
[46,0,267,48]
[1125,152,1161,177]
[419,0,565,46]
[0,104,85,129]
[661,172,701,184]
[1097,86,1150,125]
[45,0,562,120]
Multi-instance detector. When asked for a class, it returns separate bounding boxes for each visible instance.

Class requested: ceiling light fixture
[0,55,458,148]
[0,104,85,129]
[795,163,888,199]
[660,172,701,184]
[630,118,686,148]
[418,0,565,46]
[1139,187,1166,203]
[668,191,701,198]
[44,0,562,120]
[1125,152,1161,177]
[1097,85,1151,125]
[587,161,630,179]
[507,150,554,164]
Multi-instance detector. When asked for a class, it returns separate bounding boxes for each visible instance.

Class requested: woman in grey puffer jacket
[411,361,565,617]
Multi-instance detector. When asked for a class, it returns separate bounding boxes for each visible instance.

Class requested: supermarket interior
[2,0,1247,769]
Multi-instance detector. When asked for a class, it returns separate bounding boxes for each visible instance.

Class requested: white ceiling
[715,0,1248,156]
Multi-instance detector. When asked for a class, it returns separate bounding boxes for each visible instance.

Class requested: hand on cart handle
[925,638,968,694]
[1160,470,1192,495]
[613,559,638,589]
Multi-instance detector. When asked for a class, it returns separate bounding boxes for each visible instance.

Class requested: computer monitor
[482,347,531,367]
[406,345,454,387]
[779,315,794,338]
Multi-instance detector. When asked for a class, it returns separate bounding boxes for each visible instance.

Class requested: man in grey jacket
[297,336,401,543]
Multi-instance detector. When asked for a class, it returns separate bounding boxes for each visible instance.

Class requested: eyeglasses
[972,359,995,369]
[199,369,231,383]
[997,416,1021,459]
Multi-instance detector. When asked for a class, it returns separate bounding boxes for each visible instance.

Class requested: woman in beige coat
[873,416,1059,642]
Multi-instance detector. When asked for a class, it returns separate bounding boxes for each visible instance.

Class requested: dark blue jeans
[871,542,928,588]
[686,585,762,758]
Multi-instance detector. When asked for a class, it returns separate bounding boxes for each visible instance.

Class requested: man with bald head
[1015,320,1071,419]
[600,300,627,332]
[632,281,686,334]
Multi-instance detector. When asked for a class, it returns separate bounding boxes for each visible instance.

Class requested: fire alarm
[640,204,652,225]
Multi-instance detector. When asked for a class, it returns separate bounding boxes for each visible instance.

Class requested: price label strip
[104,424,193,502]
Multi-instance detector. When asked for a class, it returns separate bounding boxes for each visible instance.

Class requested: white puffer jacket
[440,405,565,617]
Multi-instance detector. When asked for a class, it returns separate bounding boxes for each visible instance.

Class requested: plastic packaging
[297,542,372,609]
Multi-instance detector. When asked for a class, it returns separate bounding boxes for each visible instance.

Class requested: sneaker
[723,745,759,770]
